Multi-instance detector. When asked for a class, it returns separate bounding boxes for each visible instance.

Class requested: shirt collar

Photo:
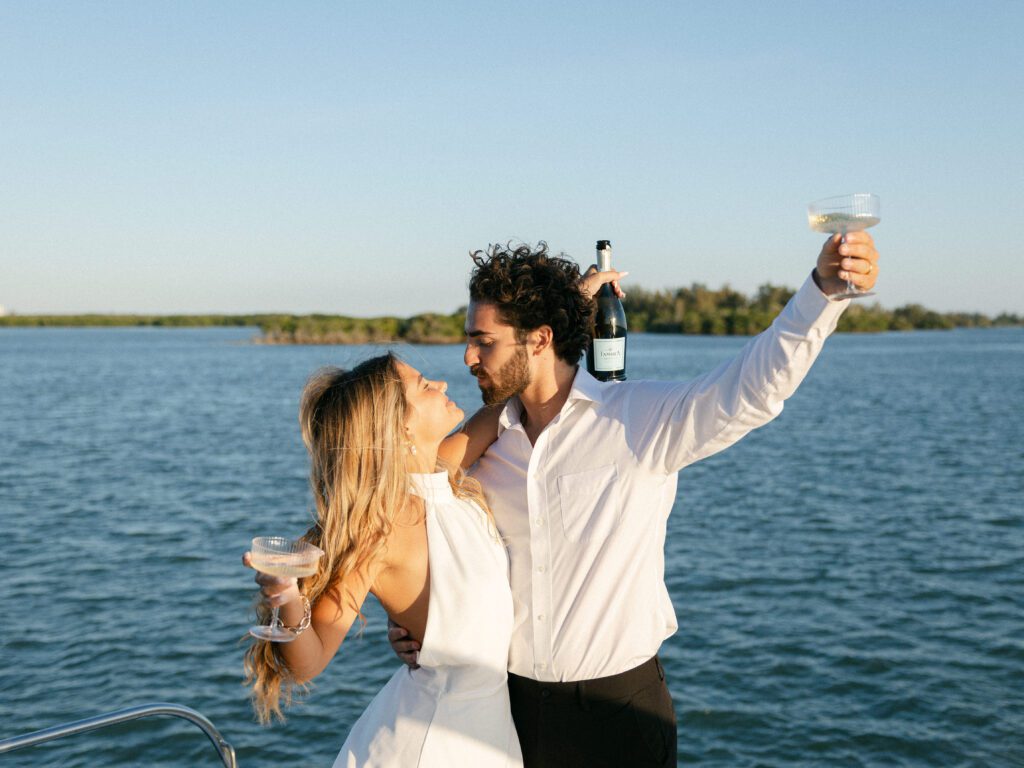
[567,366,606,405]
[497,398,522,436]
[496,367,605,436]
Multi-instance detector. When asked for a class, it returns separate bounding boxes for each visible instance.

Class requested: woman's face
[396,361,464,447]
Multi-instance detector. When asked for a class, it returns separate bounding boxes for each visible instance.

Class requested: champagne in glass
[807,193,880,300]
[249,536,324,643]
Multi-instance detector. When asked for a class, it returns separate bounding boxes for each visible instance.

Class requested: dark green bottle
[585,240,627,381]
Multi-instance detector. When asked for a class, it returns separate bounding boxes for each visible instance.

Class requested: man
[392,233,880,767]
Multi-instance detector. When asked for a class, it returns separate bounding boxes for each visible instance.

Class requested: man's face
[464,301,531,405]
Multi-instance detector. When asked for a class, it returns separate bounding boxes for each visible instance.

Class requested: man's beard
[472,346,530,405]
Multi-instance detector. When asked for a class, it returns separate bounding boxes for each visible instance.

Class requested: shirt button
[536,614,544,622]
[536,663,547,671]
[536,565,545,573]
[534,517,544,526]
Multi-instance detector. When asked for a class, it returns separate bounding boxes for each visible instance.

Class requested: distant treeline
[255,312,465,345]
[624,284,1023,335]
[0,311,466,344]
[0,313,264,328]
[1,285,1020,342]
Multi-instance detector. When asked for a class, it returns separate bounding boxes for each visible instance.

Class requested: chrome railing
[0,702,237,767]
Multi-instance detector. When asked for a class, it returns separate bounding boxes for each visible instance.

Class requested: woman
[243,353,520,767]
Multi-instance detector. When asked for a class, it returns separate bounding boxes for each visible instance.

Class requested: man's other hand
[387,619,420,669]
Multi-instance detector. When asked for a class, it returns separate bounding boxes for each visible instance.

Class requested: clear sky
[2,1,1022,316]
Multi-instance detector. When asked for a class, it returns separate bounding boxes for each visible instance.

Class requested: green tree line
[0,313,262,327]
[0,311,467,344]
[255,312,465,344]
[623,284,1023,334]
[1,286,1020,342]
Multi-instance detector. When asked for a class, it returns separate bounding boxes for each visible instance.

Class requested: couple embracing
[243,234,879,767]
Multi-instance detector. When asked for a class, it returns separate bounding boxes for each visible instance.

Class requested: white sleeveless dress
[333,471,523,768]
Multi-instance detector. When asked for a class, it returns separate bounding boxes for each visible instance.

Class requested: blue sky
[2,1,1022,315]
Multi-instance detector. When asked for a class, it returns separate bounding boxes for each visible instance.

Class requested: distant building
[0,304,8,317]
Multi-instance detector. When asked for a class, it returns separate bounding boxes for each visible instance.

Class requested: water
[1,327,1022,767]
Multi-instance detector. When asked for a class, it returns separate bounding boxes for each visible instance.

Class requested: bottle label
[592,337,625,371]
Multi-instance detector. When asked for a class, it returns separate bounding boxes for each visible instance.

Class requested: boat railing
[0,702,237,767]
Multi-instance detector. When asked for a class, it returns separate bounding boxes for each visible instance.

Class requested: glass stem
[270,606,281,629]
[840,232,855,294]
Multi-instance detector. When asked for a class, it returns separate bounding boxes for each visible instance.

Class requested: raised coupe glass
[808,192,880,300]
[248,536,324,643]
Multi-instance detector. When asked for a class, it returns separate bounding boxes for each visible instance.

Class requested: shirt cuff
[790,271,849,331]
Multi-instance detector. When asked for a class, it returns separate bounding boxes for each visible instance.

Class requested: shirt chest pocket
[556,464,621,543]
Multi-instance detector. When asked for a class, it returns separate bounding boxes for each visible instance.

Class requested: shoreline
[2,323,1021,343]
[1,287,1021,338]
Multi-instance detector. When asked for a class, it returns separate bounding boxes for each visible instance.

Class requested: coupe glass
[248,536,324,643]
[807,193,880,300]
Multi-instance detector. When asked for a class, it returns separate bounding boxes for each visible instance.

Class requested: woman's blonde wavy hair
[244,353,488,723]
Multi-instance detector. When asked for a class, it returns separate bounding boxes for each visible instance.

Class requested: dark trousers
[508,656,677,768]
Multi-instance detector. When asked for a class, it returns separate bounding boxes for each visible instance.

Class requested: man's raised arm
[626,232,879,475]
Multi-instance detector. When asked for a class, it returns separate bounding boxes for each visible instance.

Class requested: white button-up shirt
[470,274,847,682]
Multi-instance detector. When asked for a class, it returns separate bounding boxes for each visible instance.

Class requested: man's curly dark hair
[468,241,595,365]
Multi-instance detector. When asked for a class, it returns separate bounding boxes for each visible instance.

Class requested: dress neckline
[410,471,454,501]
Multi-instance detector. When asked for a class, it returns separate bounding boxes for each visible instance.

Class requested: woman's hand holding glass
[244,536,323,642]
[243,551,302,605]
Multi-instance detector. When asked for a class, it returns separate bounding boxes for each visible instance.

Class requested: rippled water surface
[1,327,1022,767]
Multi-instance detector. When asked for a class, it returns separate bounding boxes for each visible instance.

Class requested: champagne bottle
[586,239,627,381]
